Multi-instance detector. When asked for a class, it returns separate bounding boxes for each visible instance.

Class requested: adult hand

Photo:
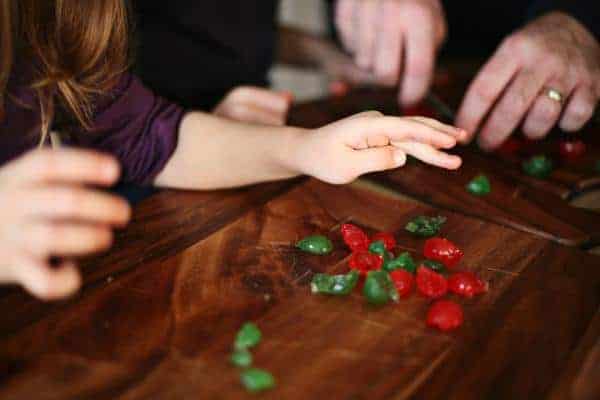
[0,149,131,300]
[213,86,293,126]
[335,0,447,105]
[456,12,600,150]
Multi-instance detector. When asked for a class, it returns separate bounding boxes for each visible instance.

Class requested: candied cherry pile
[307,217,489,333]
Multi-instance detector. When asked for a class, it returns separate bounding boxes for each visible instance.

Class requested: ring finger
[522,81,572,139]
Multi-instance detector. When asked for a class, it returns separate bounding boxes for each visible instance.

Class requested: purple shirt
[0,72,185,185]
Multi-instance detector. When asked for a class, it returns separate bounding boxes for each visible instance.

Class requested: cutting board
[0,179,598,399]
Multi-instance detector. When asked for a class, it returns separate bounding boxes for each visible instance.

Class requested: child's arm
[154,111,464,190]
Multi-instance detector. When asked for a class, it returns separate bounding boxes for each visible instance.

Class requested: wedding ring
[546,88,564,104]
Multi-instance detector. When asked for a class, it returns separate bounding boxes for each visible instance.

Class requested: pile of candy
[301,216,488,332]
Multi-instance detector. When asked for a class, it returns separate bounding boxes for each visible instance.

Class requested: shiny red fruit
[423,238,464,270]
[341,223,370,252]
[349,251,383,276]
[496,137,524,157]
[426,300,464,332]
[559,140,586,162]
[371,232,396,251]
[416,266,448,299]
[448,271,488,298]
[389,270,414,298]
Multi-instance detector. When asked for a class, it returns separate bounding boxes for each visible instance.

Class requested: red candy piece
[416,266,448,299]
[448,271,488,298]
[349,251,383,276]
[426,300,464,332]
[341,223,370,252]
[402,103,438,118]
[371,232,396,251]
[390,270,414,298]
[559,140,586,162]
[423,238,464,270]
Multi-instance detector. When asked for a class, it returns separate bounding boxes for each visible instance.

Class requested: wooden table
[0,178,598,399]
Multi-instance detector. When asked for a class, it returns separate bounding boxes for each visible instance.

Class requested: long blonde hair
[0,0,130,142]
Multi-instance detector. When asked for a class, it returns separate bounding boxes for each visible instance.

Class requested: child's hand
[0,149,131,300]
[213,86,293,126]
[290,111,465,184]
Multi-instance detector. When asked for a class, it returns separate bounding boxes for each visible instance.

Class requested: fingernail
[394,150,407,166]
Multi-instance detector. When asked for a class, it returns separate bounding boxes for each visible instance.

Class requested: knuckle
[472,82,499,104]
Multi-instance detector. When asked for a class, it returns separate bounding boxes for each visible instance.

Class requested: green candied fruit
[230,349,253,368]
[296,235,333,255]
[423,260,445,273]
[368,240,386,256]
[522,155,553,178]
[363,270,399,306]
[405,216,447,237]
[466,174,491,196]
[311,270,359,296]
[234,322,262,351]
[240,368,276,393]
[383,252,416,274]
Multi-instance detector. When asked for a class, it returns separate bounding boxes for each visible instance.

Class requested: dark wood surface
[289,78,600,247]
[0,179,598,399]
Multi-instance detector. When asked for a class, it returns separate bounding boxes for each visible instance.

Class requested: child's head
[0,0,130,135]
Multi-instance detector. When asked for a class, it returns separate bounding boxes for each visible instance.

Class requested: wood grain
[288,76,600,247]
[0,179,598,399]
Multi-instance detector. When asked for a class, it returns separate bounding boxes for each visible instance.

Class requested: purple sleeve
[70,73,186,185]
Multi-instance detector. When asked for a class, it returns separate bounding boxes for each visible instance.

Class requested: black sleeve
[528,0,600,40]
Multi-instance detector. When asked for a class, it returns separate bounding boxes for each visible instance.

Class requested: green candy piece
[423,260,445,273]
[405,216,447,237]
[363,270,399,306]
[234,322,262,351]
[368,240,386,256]
[240,368,276,393]
[311,270,359,296]
[230,349,253,368]
[466,174,491,196]
[296,235,333,255]
[522,155,553,178]
[384,252,416,273]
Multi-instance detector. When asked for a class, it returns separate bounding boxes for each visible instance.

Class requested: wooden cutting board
[289,84,600,247]
[0,179,598,399]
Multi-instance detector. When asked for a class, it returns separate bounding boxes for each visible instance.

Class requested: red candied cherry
[349,251,383,276]
[371,232,396,251]
[389,269,414,298]
[448,271,488,298]
[341,223,370,252]
[426,300,464,332]
[423,238,464,270]
[416,266,447,299]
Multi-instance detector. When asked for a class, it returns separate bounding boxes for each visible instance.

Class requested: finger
[20,187,131,226]
[352,146,407,175]
[26,222,114,257]
[392,141,462,170]
[336,0,357,52]
[559,86,598,132]
[406,117,468,141]
[400,20,436,105]
[522,82,571,139]
[455,49,519,142]
[356,0,379,70]
[341,116,459,148]
[8,149,120,186]
[373,0,403,85]
[13,257,81,300]
[478,69,548,151]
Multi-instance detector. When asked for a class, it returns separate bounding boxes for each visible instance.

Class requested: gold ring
[546,88,564,104]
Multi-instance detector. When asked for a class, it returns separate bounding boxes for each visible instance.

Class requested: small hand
[292,111,464,184]
[213,86,293,126]
[0,149,131,300]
